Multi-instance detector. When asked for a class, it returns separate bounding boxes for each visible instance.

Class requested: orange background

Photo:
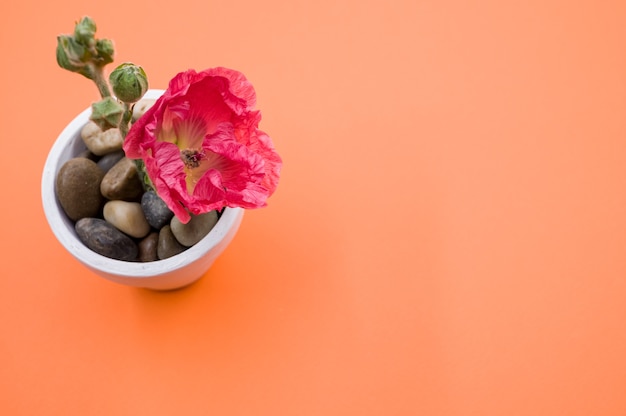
[2,0,626,414]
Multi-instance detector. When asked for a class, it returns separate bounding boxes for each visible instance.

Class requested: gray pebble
[96,150,125,173]
[170,211,218,247]
[75,218,138,261]
[100,157,143,201]
[56,158,104,221]
[77,149,99,161]
[157,225,187,259]
[138,232,159,262]
[141,191,174,229]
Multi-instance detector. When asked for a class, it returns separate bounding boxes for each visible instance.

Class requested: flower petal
[144,141,191,223]
[123,67,282,223]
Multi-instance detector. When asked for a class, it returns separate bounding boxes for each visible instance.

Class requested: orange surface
[2,0,626,414]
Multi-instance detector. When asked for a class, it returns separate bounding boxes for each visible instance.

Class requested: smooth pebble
[96,150,125,173]
[75,218,138,261]
[157,225,187,259]
[77,149,98,161]
[132,99,156,121]
[141,191,174,229]
[103,200,151,238]
[138,232,159,262]
[55,158,104,221]
[100,157,143,200]
[170,211,218,247]
[81,121,123,156]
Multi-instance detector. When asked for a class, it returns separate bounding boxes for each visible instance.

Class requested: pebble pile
[54,101,219,262]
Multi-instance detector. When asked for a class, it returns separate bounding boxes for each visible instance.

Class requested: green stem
[91,65,111,98]
[134,159,154,192]
[119,102,133,138]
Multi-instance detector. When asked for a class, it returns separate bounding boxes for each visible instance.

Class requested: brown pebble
[138,232,159,262]
[100,157,143,200]
[55,158,105,221]
[157,225,187,259]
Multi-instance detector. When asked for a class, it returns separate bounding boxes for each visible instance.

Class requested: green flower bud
[94,38,115,65]
[90,97,124,131]
[74,16,97,48]
[56,35,93,79]
[109,63,149,103]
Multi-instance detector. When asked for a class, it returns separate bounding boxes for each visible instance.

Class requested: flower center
[180,149,205,169]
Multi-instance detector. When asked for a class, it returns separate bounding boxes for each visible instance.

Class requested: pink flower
[124,67,282,223]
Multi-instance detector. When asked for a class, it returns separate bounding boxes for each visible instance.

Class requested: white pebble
[132,99,157,121]
[81,121,123,156]
[103,200,151,239]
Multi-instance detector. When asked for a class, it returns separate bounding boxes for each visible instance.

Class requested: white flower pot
[41,90,244,290]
